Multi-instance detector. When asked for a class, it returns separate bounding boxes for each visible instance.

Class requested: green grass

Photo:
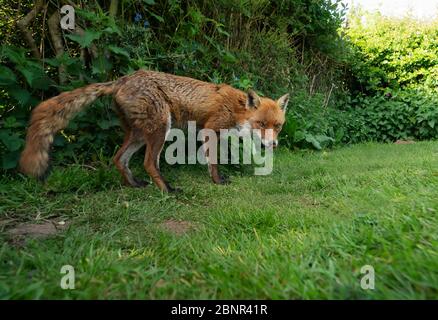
[1,142,438,299]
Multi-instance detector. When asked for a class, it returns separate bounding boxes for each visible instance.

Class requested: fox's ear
[277,93,289,112]
[246,89,261,109]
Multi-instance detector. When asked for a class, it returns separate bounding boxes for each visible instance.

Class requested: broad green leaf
[3,116,24,128]
[66,30,102,48]
[315,135,335,148]
[44,53,78,67]
[0,130,23,151]
[97,118,119,130]
[15,65,51,90]
[0,66,17,86]
[294,130,306,142]
[7,87,32,106]
[1,151,20,169]
[107,45,130,59]
[305,134,322,150]
[103,23,122,35]
[1,46,27,65]
[147,10,164,22]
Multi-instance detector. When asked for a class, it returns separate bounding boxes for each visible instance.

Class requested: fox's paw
[214,175,231,185]
[167,184,182,194]
[128,177,149,188]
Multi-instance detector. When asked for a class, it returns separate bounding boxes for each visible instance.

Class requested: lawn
[1,142,438,299]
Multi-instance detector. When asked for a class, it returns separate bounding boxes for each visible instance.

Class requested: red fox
[20,70,289,192]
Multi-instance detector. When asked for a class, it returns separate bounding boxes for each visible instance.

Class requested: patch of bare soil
[395,140,416,144]
[160,219,195,235]
[3,220,70,246]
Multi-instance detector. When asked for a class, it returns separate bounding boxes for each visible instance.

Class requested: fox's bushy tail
[20,82,117,179]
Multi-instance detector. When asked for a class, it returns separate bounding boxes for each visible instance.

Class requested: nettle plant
[330,90,438,144]
[0,8,133,170]
[0,46,51,169]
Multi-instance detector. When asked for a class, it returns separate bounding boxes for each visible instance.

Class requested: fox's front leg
[201,128,229,185]
[209,163,230,185]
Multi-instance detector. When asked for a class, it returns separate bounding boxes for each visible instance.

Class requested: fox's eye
[275,124,282,131]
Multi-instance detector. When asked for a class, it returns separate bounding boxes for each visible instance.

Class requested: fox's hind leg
[114,89,175,192]
[113,130,148,187]
[143,114,177,193]
[113,102,148,187]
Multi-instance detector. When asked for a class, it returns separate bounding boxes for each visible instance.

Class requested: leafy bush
[345,11,438,94]
[331,90,438,144]
[281,90,336,150]
[333,11,438,144]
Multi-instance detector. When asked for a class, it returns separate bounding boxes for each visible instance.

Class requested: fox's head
[242,89,289,149]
